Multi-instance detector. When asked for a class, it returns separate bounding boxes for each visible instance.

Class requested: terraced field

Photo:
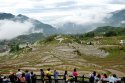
[0,41,125,77]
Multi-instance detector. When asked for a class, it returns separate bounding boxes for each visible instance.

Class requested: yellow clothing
[45,70,52,75]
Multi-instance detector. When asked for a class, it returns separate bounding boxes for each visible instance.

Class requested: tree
[9,43,20,52]
[84,32,95,37]
[104,31,117,37]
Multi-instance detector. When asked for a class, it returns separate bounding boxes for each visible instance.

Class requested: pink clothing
[73,71,78,77]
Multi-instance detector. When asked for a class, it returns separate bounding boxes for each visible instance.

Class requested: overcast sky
[0,0,125,26]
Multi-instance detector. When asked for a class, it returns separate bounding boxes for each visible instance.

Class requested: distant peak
[0,12,15,20]
[17,14,29,19]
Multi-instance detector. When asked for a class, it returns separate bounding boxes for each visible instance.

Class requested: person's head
[97,74,101,78]
[40,69,43,72]
[93,71,96,76]
[113,74,117,78]
[47,68,50,71]
[54,70,56,72]
[4,76,7,79]
[104,74,107,78]
[18,69,21,71]
[74,68,76,72]
[31,71,33,74]
[25,70,29,73]
[64,70,67,74]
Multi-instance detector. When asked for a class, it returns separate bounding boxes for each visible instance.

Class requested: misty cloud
[0,0,125,27]
[0,20,34,40]
[110,0,125,4]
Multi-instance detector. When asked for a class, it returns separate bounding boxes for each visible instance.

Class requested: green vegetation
[93,26,125,36]
[84,32,95,37]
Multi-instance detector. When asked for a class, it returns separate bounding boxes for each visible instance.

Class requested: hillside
[83,26,125,37]
[10,33,45,44]
[0,35,125,77]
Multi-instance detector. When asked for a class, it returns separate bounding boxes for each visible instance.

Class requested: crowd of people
[0,68,123,83]
[89,71,121,83]
[0,68,78,83]
[40,68,78,83]
[0,69,37,83]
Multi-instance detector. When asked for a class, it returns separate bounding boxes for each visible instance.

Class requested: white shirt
[16,71,22,78]
[108,76,117,83]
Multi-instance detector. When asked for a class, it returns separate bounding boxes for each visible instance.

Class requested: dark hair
[4,76,7,79]
[97,74,101,78]
[18,69,20,71]
[93,71,96,76]
[31,71,33,74]
[64,71,67,75]
[104,74,107,78]
[113,74,117,78]
[47,68,50,71]
[40,69,43,71]
[74,68,76,72]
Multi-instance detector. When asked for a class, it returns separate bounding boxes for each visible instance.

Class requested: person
[3,76,9,83]
[31,71,36,83]
[0,74,3,83]
[96,74,102,83]
[63,70,69,83]
[45,68,52,83]
[108,74,120,83]
[19,73,27,83]
[16,69,23,82]
[40,69,45,83]
[53,70,59,83]
[9,72,17,83]
[72,68,78,83]
[16,69,22,78]
[100,74,108,83]
[103,74,107,78]
[25,70,31,83]
[89,71,96,83]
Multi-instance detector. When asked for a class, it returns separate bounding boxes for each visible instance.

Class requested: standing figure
[72,68,78,83]
[63,70,69,83]
[53,70,59,83]
[9,72,17,83]
[31,71,36,83]
[89,71,96,83]
[25,70,31,83]
[45,68,52,83]
[40,69,45,83]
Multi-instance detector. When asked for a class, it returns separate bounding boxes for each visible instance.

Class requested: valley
[0,35,125,77]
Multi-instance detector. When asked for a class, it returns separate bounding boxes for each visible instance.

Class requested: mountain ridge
[0,13,58,35]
